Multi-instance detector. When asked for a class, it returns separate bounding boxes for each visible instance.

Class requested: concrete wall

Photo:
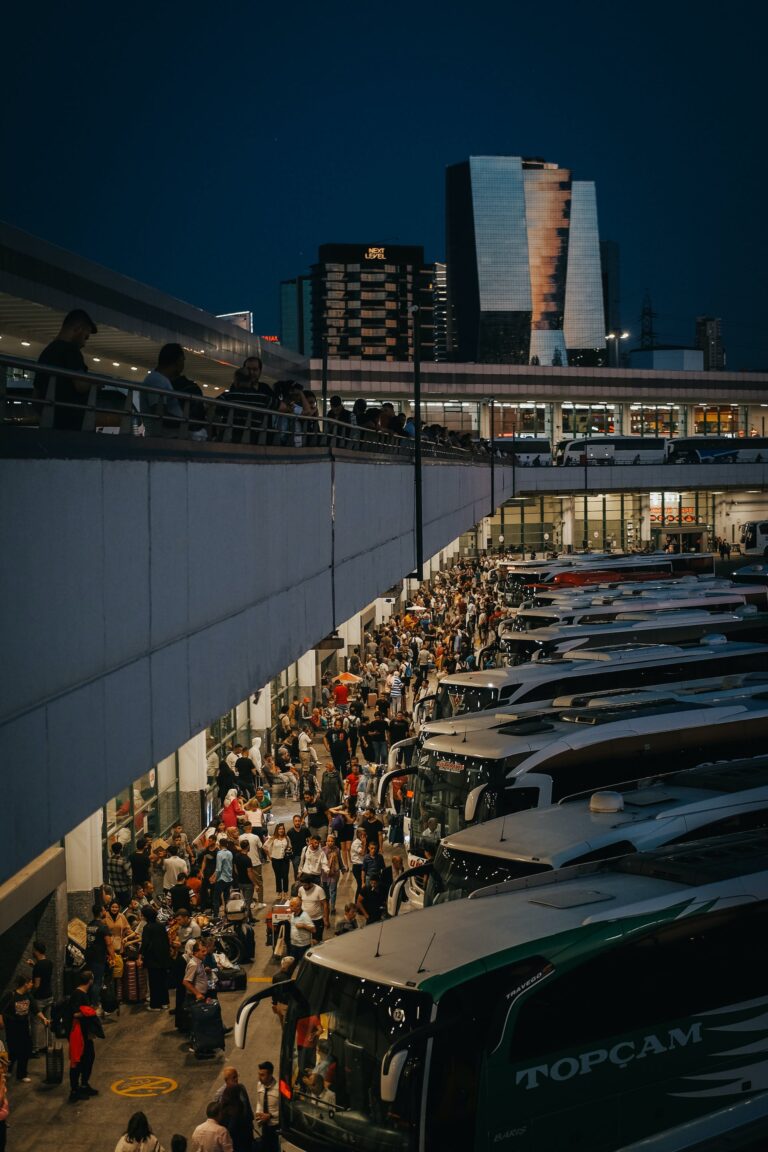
[0,454,513,882]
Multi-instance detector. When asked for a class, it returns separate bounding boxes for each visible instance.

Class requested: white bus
[412,638,768,729]
[666,436,768,464]
[492,436,553,465]
[740,520,768,557]
[555,436,666,465]
[413,754,768,912]
[407,677,768,859]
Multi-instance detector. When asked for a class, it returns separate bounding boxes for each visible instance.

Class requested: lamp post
[484,397,496,517]
[605,330,630,368]
[410,305,423,580]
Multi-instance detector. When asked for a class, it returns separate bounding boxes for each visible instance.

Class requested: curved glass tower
[446,156,606,366]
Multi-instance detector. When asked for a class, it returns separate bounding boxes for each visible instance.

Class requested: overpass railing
[0,353,484,462]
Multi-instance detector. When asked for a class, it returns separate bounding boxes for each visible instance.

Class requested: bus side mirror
[380,1050,408,1103]
[464,783,488,823]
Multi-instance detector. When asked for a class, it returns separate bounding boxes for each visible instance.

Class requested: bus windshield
[281,964,432,1152]
[409,750,533,853]
[511,613,561,632]
[433,681,499,719]
[425,843,551,906]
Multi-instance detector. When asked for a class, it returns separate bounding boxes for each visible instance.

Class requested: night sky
[2,1,765,368]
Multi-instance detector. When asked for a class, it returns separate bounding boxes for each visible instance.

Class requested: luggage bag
[189,998,226,1056]
[122,959,148,1004]
[225,888,248,923]
[44,1027,64,1085]
[216,966,248,992]
[234,922,255,962]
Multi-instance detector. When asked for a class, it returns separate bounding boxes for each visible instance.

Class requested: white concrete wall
[0,454,515,882]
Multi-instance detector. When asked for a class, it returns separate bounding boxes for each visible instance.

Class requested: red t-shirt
[333,683,349,706]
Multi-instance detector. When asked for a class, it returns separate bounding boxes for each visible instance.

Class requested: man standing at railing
[141,343,184,436]
[34,308,97,430]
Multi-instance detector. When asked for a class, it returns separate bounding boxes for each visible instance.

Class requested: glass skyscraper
[446,156,606,365]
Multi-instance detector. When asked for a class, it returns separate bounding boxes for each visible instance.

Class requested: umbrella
[334,672,362,683]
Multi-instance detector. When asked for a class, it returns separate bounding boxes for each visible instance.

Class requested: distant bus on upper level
[740,521,768,557]
[493,436,552,466]
[666,436,768,464]
[555,437,666,465]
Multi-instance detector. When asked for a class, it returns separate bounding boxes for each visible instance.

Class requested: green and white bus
[237,830,768,1152]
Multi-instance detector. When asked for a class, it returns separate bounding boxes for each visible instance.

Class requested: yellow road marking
[111,1075,178,1098]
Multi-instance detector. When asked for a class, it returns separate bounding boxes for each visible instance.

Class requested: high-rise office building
[310,243,434,361]
[446,156,606,366]
[280,276,313,355]
[432,261,451,361]
[695,316,725,371]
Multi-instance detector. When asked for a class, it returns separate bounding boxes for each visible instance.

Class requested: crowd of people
[0,550,511,1149]
[33,313,480,451]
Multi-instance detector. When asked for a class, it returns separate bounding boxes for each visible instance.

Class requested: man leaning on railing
[34,309,98,431]
[141,343,185,437]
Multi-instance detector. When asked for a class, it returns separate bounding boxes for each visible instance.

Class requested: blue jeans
[370,741,387,765]
[323,876,338,913]
[213,879,231,915]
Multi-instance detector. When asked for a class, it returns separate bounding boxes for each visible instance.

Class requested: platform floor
[4,788,356,1151]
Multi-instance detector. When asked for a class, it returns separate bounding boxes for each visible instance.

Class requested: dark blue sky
[2,1,765,367]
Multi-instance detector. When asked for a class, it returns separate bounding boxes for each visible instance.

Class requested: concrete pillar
[297,649,317,706]
[178,731,207,841]
[250,684,272,732]
[235,699,249,737]
[65,810,104,921]
[374,597,395,625]
[639,493,651,547]
[561,498,575,549]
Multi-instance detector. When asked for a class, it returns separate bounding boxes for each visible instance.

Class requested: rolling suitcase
[189,998,225,1056]
[234,922,255,963]
[101,976,120,1015]
[44,1027,64,1085]
[122,959,148,1004]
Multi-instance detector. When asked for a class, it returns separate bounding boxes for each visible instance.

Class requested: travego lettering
[515,1023,703,1090]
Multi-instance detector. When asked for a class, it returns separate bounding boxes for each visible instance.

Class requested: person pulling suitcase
[182,941,228,1056]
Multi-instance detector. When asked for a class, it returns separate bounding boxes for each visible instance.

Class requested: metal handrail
[0,352,486,462]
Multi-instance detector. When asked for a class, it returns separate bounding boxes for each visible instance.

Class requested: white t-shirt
[162,855,188,887]
[299,883,327,919]
[240,832,263,867]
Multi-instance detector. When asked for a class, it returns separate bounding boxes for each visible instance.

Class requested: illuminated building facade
[310,244,434,361]
[446,156,606,366]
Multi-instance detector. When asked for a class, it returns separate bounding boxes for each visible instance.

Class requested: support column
[561,498,576,550]
[639,493,652,548]
[65,810,104,921]
[298,648,318,706]
[178,731,208,841]
[374,597,395,626]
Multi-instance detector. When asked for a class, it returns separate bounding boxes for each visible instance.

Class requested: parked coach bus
[493,435,552,465]
[555,436,666,465]
[414,754,768,911]
[740,520,768,557]
[666,436,768,464]
[236,829,768,1152]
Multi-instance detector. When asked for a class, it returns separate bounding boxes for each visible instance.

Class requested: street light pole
[411,305,423,580]
[488,397,496,517]
[605,330,630,368]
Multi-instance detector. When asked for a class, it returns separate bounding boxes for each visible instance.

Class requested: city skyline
[1,1,762,367]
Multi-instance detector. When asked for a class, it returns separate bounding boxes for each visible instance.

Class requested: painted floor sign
[111,1075,178,1097]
